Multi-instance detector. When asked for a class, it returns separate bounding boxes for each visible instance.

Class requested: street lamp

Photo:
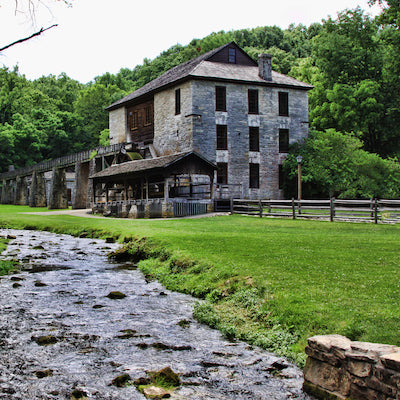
[296,155,303,200]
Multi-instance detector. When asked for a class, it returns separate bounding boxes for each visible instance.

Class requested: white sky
[0,0,382,83]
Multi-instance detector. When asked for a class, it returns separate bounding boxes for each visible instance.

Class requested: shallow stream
[0,229,313,399]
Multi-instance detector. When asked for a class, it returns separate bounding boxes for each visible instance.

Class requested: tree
[312,8,382,86]
[73,83,125,147]
[282,129,400,199]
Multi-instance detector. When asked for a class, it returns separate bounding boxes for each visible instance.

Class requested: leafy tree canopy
[282,129,400,199]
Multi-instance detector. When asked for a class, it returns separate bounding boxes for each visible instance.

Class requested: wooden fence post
[330,197,335,222]
[292,198,296,219]
[374,198,378,224]
[259,200,263,218]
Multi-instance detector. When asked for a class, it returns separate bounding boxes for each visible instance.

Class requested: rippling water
[0,229,313,400]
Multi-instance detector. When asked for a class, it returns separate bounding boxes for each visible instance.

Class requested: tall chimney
[258,54,272,81]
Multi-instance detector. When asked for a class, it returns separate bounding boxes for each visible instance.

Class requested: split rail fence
[232,198,400,224]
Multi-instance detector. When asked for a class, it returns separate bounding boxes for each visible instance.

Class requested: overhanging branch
[0,24,58,52]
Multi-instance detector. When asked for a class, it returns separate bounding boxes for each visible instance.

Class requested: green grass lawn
[0,205,399,365]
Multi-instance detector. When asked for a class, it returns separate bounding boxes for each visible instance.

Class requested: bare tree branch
[0,24,58,52]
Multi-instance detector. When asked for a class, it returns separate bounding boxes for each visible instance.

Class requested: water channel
[0,229,313,399]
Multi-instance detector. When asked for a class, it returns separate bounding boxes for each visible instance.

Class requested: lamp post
[296,155,303,201]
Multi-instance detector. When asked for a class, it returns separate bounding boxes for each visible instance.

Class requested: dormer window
[228,48,236,63]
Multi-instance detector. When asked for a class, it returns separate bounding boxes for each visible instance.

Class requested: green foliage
[282,129,400,199]
[73,83,125,147]
[310,6,400,156]
[99,129,110,147]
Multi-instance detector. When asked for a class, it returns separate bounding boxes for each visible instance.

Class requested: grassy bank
[0,205,399,365]
[0,235,19,275]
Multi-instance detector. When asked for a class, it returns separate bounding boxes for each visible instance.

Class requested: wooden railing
[232,198,400,224]
[0,143,127,180]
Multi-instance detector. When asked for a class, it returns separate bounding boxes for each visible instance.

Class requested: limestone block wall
[303,334,400,400]
[153,81,194,155]
[191,80,309,199]
[109,107,127,145]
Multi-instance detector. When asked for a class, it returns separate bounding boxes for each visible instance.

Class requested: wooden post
[259,200,263,218]
[164,178,169,201]
[374,198,378,224]
[292,198,296,219]
[330,197,335,222]
[124,180,128,201]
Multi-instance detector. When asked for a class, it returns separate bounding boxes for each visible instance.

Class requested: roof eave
[105,76,192,111]
[190,75,314,91]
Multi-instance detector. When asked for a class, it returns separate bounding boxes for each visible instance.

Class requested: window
[279,92,289,116]
[144,105,152,126]
[175,88,181,115]
[129,111,139,130]
[249,127,259,152]
[228,48,236,63]
[249,163,260,189]
[216,125,228,150]
[248,89,259,114]
[217,163,228,184]
[279,129,289,153]
[215,86,226,111]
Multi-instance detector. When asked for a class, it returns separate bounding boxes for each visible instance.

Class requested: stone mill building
[94,41,312,216]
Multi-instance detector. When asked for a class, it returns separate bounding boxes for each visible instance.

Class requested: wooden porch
[89,151,216,218]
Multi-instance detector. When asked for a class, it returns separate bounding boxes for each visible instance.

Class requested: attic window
[228,48,236,63]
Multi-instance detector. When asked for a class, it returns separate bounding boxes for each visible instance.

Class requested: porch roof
[89,151,216,183]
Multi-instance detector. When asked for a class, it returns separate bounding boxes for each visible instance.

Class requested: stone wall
[190,80,309,199]
[303,334,400,399]
[153,81,194,155]
[109,107,127,145]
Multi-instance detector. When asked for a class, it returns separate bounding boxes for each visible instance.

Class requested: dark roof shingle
[89,151,215,180]
[106,42,312,110]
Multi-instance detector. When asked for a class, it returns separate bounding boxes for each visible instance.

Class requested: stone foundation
[93,199,211,219]
[303,334,400,400]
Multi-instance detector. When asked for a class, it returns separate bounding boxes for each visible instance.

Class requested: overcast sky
[0,0,382,83]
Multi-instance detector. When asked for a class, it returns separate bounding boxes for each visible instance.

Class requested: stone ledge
[303,335,400,400]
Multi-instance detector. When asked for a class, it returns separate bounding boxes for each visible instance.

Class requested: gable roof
[89,151,216,182]
[106,42,313,111]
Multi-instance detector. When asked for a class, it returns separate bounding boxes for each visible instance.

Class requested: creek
[0,229,313,399]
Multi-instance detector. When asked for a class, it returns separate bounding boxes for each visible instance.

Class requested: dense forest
[1,1,400,198]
